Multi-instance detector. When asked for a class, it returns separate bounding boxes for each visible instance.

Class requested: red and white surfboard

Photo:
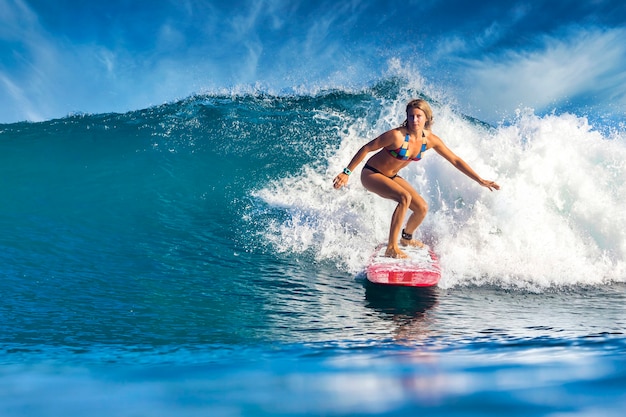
[366,243,441,287]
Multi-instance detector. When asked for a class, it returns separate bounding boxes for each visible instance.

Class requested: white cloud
[0,0,61,121]
[0,0,200,122]
[459,27,626,121]
[2,1,624,125]
[0,0,38,39]
[0,72,43,121]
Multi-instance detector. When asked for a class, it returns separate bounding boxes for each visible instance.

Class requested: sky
[1,0,625,125]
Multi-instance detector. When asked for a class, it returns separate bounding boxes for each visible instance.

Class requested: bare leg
[361,170,414,258]
[392,176,428,248]
[386,199,410,258]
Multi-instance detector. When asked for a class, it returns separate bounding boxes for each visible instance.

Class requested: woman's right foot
[385,246,408,259]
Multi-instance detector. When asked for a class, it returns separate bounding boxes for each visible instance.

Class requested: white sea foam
[254,94,626,289]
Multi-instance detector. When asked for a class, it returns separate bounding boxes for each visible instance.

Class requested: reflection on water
[364,283,439,315]
[364,282,439,342]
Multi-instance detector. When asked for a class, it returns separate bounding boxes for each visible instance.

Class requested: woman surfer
[333,99,500,258]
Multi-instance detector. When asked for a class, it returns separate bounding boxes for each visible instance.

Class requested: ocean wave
[2,78,625,290]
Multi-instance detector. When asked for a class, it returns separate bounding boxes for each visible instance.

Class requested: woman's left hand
[481,179,500,191]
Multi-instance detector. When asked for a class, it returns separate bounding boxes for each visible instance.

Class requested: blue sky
[1,0,625,125]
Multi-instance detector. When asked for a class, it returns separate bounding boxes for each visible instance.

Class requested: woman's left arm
[430,133,500,191]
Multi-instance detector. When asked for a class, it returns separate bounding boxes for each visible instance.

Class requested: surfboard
[366,243,441,287]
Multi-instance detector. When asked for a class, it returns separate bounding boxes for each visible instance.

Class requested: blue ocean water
[1,79,626,416]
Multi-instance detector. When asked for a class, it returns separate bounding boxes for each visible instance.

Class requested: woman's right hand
[333,172,349,189]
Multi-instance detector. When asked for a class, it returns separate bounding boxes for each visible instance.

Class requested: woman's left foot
[400,229,424,248]
[400,237,425,248]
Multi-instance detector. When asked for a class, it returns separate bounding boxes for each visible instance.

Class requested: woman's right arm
[333,131,396,189]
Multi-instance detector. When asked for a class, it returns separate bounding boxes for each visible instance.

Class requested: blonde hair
[401,99,433,129]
